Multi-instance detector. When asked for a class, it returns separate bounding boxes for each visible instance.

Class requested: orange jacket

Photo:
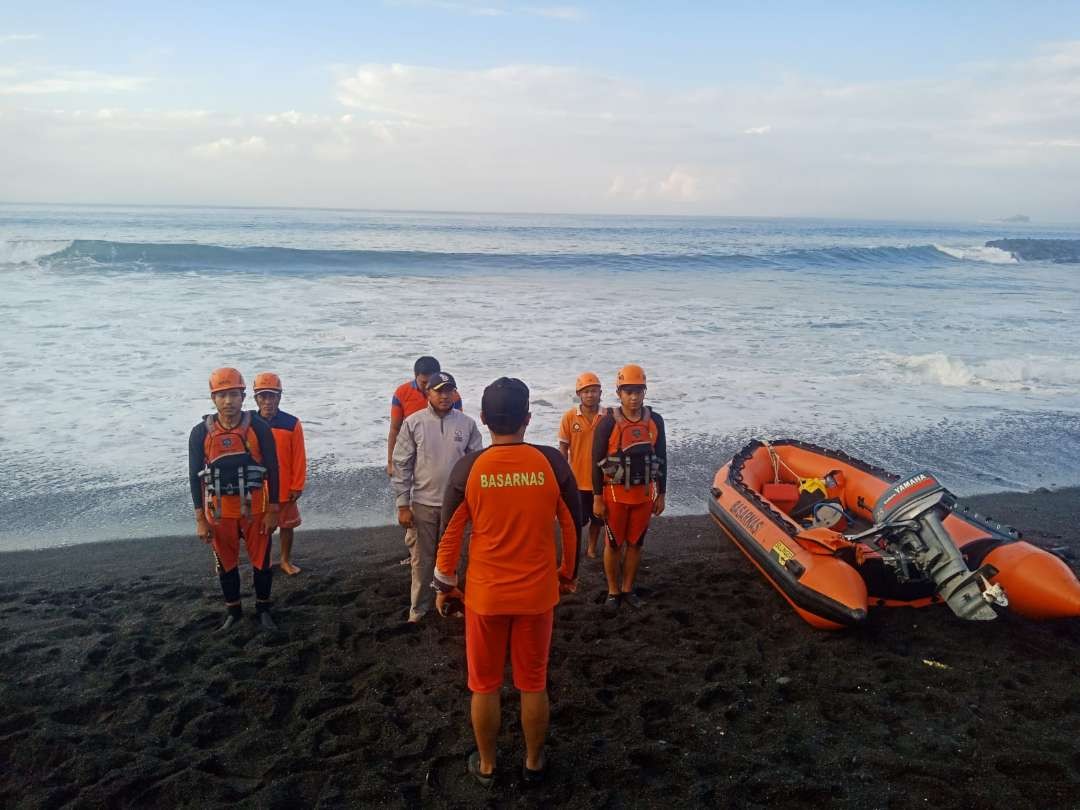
[265,410,306,501]
[558,405,602,491]
[435,443,581,615]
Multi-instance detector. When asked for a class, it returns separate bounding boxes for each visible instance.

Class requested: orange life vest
[200,412,267,518]
[601,407,661,490]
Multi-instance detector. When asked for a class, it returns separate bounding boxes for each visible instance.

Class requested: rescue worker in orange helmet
[433,377,581,787]
[558,372,605,559]
[189,368,281,632]
[253,372,307,577]
[592,364,667,614]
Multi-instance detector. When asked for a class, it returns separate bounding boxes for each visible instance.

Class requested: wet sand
[1,488,1078,808]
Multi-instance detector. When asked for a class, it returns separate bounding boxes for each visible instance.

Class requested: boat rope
[727,439,902,540]
[760,438,813,485]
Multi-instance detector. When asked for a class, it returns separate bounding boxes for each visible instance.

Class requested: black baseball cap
[428,371,456,391]
[481,377,530,434]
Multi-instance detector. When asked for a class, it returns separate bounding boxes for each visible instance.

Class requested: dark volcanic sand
[1,489,1078,809]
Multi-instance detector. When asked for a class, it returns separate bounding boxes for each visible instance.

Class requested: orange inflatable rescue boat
[709,439,1080,630]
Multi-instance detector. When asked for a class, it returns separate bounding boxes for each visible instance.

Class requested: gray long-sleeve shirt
[392,404,483,508]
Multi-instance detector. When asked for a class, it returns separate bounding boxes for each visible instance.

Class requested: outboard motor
[871,472,1007,621]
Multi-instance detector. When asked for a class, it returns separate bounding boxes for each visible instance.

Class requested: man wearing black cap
[433,377,581,786]
[392,372,483,623]
[388,356,463,565]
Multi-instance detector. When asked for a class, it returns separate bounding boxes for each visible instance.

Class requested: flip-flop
[467,751,495,788]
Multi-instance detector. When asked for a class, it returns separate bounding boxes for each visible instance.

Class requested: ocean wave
[885,352,1080,392]
[0,239,75,265]
[14,238,1021,275]
[985,239,1080,263]
[933,244,1017,264]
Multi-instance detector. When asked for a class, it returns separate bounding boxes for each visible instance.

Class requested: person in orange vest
[253,372,307,576]
[189,368,280,631]
[558,372,605,559]
[433,377,581,787]
[592,364,667,613]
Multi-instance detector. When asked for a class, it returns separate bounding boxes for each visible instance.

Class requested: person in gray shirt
[393,372,483,622]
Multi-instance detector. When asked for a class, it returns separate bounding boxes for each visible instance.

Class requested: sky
[2,1,1080,220]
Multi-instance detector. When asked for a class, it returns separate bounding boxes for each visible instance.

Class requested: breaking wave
[0,239,75,265]
[885,352,1080,392]
[933,244,1017,264]
[5,238,1032,276]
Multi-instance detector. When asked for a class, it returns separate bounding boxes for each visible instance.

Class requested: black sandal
[467,751,495,788]
[521,751,547,785]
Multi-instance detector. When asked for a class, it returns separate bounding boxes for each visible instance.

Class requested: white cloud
[0,34,39,43]
[657,169,699,201]
[265,110,331,126]
[0,70,147,95]
[388,1,584,19]
[338,62,632,126]
[388,0,505,16]
[5,41,1080,216]
[608,169,702,202]
[523,6,585,21]
[191,135,268,158]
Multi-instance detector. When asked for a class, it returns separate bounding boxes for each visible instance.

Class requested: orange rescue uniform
[188,412,280,597]
[558,405,602,490]
[265,409,307,529]
[436,443,581,693]
[592,408,667,547]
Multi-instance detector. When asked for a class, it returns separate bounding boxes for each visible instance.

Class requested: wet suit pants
[210,515,273,605]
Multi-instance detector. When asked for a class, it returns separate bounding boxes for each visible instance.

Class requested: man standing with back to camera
[433,377,581,787]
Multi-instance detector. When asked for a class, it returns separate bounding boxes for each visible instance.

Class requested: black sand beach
[2,489,1078,809]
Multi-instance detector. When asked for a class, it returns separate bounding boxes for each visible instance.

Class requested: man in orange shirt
[433,377,581,787]
[558,372,604,558]
[592,364,667,614]
[253,372,307,576]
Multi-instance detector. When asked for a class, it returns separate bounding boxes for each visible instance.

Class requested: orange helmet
[253,372,283,393]
[615,364,647,388]
[575,371,601,392]
[209,367,245,393]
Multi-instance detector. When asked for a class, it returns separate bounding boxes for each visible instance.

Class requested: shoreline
[1,490,1078,807]
[4,486,1075,561]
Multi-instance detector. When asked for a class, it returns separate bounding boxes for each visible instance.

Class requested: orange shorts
[209,514,271,571]
[603,493,652,547]
[465,607,554,694]
[278,500,302,530]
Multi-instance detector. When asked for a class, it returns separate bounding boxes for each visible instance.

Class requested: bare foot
[279,561,302,576]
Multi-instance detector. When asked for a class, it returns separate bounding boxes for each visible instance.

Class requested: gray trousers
[407,503,443,621]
